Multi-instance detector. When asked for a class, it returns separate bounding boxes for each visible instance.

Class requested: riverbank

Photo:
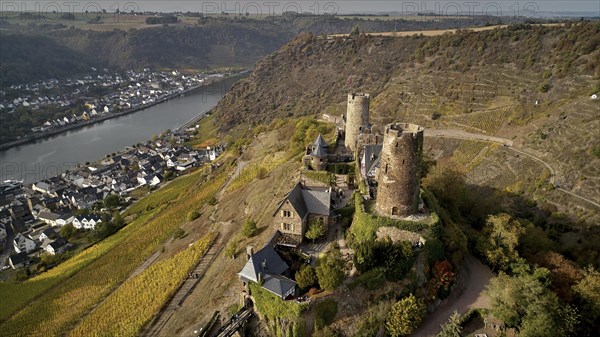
[0,70,248,152]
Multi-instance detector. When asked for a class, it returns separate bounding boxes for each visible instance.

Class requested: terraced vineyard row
[445,106,513,134]
[69,233,216,337]
[449,140,492,172]
[0,167,228,337]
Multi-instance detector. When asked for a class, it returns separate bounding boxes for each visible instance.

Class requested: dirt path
[412,255,493,337]
[425,128,600,210]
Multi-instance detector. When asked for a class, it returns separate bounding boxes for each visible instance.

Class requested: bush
[173,228,185,239]
[242,219,257,238]
[315,299,338,330]
[187,210,200,221]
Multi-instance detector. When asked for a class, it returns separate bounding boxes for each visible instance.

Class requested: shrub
[315,299,338,330]
[316,249,345,291]
[242,219,257,238]
[187,210,200,221]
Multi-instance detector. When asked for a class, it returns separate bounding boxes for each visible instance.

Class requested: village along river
[0,75,241,184]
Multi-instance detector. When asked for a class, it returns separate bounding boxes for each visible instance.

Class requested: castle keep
[375,123,424,217]
[344,93,370,152]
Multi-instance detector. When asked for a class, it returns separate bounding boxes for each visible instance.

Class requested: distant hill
[213,23,599,130]
[0,15,529,86]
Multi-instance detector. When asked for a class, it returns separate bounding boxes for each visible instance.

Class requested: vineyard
[227,152,288,192]
[444,106,513,134]
[0,166,228,337]
[0,208,159,321]
[448,140,498,173]
[68,233,216,337]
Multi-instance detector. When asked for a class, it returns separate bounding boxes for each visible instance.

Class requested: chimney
[246,246,254,261]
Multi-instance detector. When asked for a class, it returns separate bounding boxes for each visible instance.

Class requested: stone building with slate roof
[304,134,329,171]
[238,244,297,299]
[272,182,333,246]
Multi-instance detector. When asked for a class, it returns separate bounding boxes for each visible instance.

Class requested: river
[0,76,240,184]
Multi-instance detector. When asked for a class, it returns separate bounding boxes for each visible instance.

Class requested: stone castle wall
[345,93,370,152]
[375,123,424,217]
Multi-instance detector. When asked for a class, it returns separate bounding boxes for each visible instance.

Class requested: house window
[283,210,292,217]
[282,223,292,231]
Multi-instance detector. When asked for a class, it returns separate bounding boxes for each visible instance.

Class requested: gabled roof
[262,274,297,298]
[238,245,288,284]
[48,237,68,250]
[280,183,331,219]
[313,134,328,148]
[9,252,29,265]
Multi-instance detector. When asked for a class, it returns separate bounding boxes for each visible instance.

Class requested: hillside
[213,22,600,217]
[0,15,532,85]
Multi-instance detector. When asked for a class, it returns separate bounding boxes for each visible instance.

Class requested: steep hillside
[213,22,600,221]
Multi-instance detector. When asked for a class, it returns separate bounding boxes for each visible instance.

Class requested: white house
[36,211,60,227]
[72,214,102,230]
[13,233,36,253]
[8,252,29,269]
[137,174,161,186]
[45,238,69,255]
[39,228,57,242]
[55,214,75,227]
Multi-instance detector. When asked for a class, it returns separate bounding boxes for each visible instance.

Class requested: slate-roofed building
[304,134,329,171]
[238,244,297,299]
[361,144,383,181]
[272,182,333,245]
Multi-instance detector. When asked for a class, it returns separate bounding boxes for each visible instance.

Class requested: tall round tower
[345,93,370,152]
[375,123,424,218]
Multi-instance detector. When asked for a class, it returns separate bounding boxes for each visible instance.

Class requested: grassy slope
[0,165,227,336]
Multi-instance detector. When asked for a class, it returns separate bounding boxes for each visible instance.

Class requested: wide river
[0,76,241,184]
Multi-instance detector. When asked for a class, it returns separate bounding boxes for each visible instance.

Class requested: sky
[3,1,600,17]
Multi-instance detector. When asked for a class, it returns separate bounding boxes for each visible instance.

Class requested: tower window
[385,164,388,173]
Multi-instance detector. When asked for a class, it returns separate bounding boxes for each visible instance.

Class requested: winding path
[412,255,494,337]
[425,128,600,210]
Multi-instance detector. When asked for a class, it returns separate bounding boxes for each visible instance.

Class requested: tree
[486,268,578,337]
[305,219,326,243]
[103,194,122,209]
[295,264,317,290]
[60,223,77,240]
[350,25,360,37]
[481,213,525,272]
[573,267,600,336]
[316,249,345,291]
[386,294,426,337]
[437,311,462,337]
[241,219,257,238]
[225,241,237,259]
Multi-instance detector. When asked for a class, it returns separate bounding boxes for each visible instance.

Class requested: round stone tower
[345,93,370,152]
[375,123,424,218]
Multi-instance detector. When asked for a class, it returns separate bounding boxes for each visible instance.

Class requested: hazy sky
[5,1,600,16]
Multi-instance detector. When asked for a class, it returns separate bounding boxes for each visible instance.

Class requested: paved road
[412,255,494,337]
[425,128,600,210]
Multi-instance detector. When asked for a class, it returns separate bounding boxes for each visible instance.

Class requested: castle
[344,92,424,218]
